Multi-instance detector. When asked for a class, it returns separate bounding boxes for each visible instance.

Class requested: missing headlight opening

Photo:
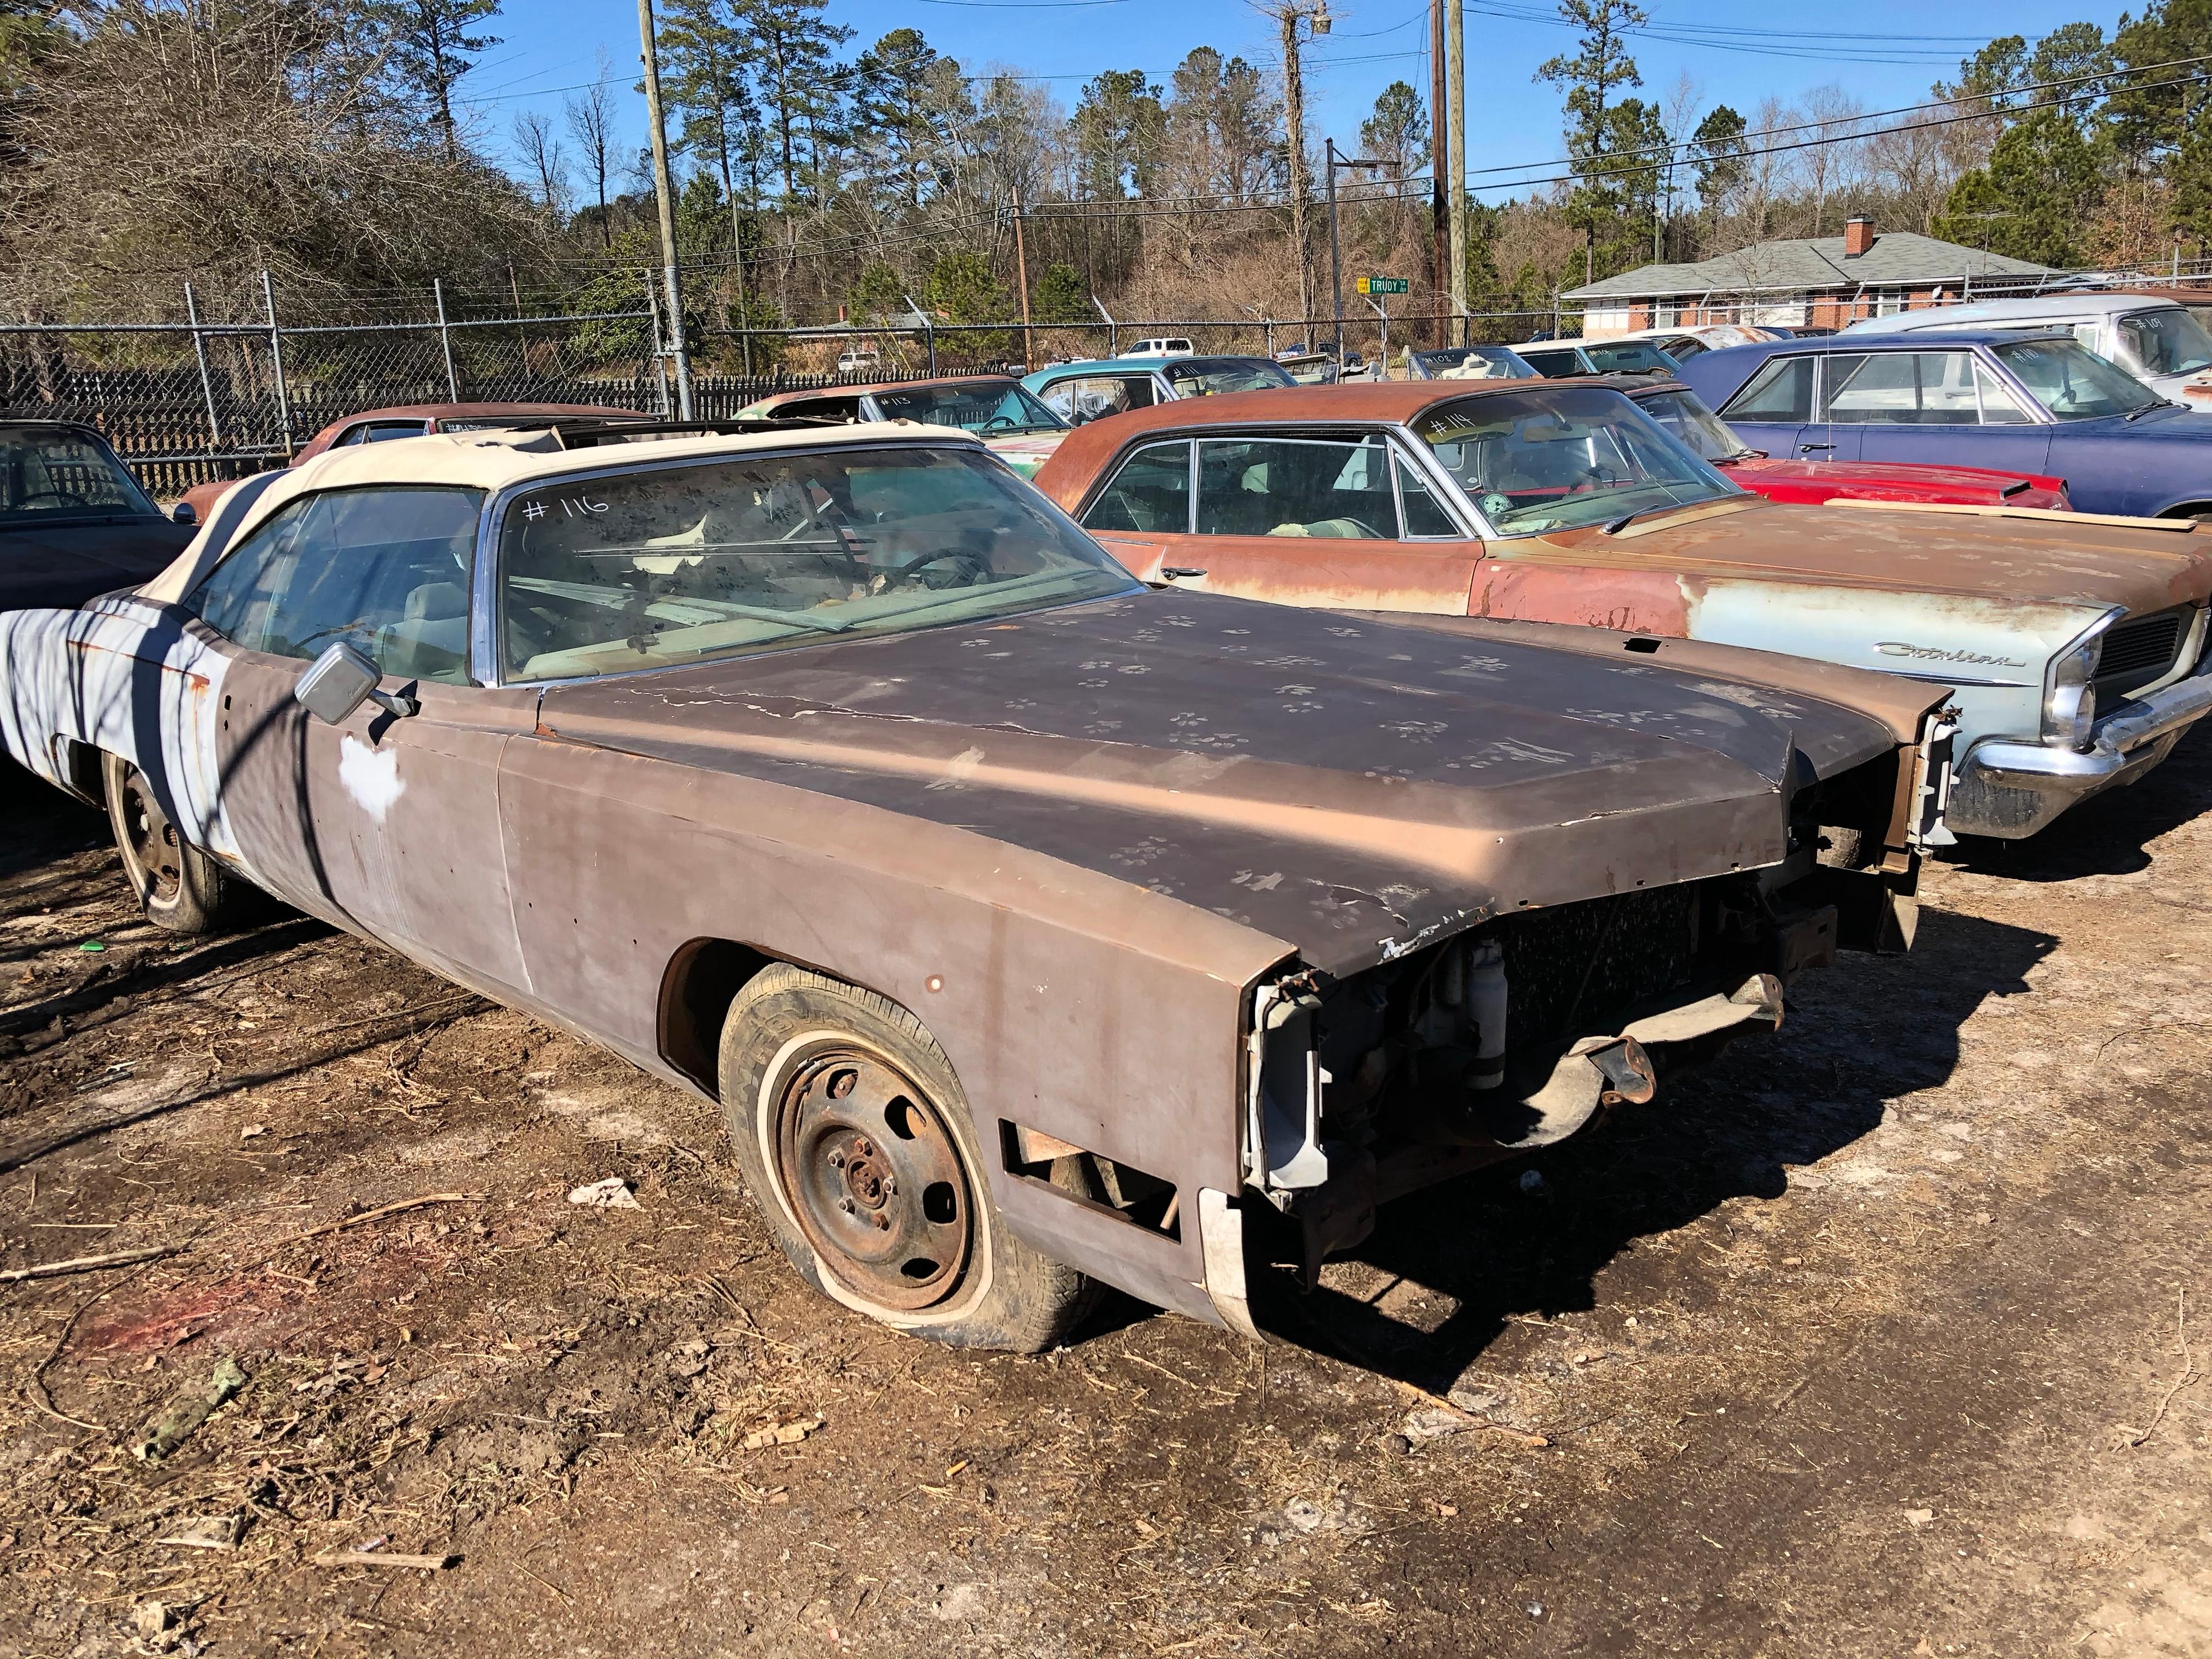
[1242,845,1882,1289]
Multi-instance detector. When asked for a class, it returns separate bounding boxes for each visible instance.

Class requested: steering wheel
[980,414,1022,433]
[1565,466,1619,495]
[892,550,992,589]
[16,486,90,508]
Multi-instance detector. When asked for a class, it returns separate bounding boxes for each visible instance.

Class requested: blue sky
[467,0,2123,203]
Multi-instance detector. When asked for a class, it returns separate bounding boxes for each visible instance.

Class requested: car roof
[1671,329,2080,405]
[142,420,994,605]
[747,376,1018,411]
[1025,354,1270,382]
[301,401,650,452]
[1850,293,2177,327]
[1032,381,1623,502]
[1703,328,2071,362]
[0,418,111,441]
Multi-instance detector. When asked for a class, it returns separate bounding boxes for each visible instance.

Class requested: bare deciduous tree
[1794,84,1866,236]
[2,0,545,321]
[512,108,568,215]
[565,60,619,251]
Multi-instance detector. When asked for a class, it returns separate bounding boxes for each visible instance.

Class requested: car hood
[533,590,1898,976]
[1521,495,2212,616]
[2101,403,2212,438]
[1722,456,2069,508]
[0,517,194,611]
[983,430,1069,478]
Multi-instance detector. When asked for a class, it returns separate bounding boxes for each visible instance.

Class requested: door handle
[1798,442,1835,453]
[1160,566,1208,579]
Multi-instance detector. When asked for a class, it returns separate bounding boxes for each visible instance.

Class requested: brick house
[1562,218,2066,339]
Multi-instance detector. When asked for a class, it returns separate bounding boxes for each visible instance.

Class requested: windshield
[1580,342,1679,375]
[0,425,157,521]
[1635,388,1752,461]
[2119,307,2212,377]
[1991,338,2160,421]
[499,444,1137,680]
[1414,385,1742,536]
[1164,357,1296,396]
[1415,346,1537,379]
[871,379,1066,435]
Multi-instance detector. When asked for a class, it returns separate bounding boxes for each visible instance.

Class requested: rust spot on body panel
[1476,562,1696,636]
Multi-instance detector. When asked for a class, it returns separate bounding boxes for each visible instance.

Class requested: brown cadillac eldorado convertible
[1030,381,2212,838]
[0,421,1952,1350]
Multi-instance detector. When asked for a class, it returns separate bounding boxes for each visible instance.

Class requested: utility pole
[1263,0,1331,342]
[1429,0,1449,346]
[1328,144,1385,368]
[1326,139,1345,363]
[1445,0,1466,347]
[637,0,695,419]
[1012,179,1035,369]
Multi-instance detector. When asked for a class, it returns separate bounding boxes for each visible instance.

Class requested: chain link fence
[0,276,1580,498]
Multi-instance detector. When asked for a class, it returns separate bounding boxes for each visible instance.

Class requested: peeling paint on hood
[533,590,1889,975]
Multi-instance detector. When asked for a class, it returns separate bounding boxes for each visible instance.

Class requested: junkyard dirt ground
[2,749,2209,1659]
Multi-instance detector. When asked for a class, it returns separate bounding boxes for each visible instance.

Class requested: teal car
[1021,355,1294,427]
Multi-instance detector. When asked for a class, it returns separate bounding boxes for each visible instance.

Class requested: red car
[1631,380,2073,510]
[177,401,647,523]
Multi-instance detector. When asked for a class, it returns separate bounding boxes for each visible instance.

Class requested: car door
[1831,349,2053,476]
[1079,431,1481,612]
[181,484,539,995]
[1713,351,1817,459]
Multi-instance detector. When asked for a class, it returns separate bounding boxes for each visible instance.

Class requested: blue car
[1675,330,2212,521]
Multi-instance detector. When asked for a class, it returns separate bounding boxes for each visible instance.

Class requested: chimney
[1843,217,1875,258]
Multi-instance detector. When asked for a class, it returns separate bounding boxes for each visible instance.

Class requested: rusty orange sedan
[1029,380,2212,839]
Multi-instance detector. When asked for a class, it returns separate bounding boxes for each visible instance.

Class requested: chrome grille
[2097,609,2190,696]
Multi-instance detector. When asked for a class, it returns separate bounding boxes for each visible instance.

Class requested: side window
[1043,375,1156,425]
[1719,355,1815,423]
[1195,437,1394,539]
[185,486,483,685]
[1079,441,1192,533]
[1519,349,1580,377]
[1823,351,1982,424]
[1974,363,2034,425]
[1395,452,1461,536]
[2073,323,2103,353]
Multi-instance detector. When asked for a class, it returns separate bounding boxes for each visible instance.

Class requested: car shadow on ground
[1232,900,2057,1394]
[1943,724,2212,881]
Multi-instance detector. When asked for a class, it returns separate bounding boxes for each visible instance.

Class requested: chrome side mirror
[294,641,417,725]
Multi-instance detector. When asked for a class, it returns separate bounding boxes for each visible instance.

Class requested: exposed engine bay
[1242,742,1938,1286]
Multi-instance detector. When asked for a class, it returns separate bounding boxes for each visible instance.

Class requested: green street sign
[1358,275,1410,295]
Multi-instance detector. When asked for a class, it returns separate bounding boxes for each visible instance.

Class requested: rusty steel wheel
[101,752,245,935]
[719,964,1097,1351]
[115,764,184,906]
[774,1048,974,1312]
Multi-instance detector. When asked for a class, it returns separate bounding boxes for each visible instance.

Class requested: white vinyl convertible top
[139,419,985,604]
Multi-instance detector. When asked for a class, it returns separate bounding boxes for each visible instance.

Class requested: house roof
[1563,231,2065,302]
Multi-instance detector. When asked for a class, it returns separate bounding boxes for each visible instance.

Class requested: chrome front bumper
[1949,668,2212,837]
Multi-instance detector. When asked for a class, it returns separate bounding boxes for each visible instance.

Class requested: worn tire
[103,752,242,935]
[717,963,1094,1353]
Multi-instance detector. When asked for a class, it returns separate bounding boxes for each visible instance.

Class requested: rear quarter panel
[0,602,231,849]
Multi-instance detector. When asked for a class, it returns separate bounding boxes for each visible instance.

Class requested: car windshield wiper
[1602,505,1676,534]
[2125,399,2175,421]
